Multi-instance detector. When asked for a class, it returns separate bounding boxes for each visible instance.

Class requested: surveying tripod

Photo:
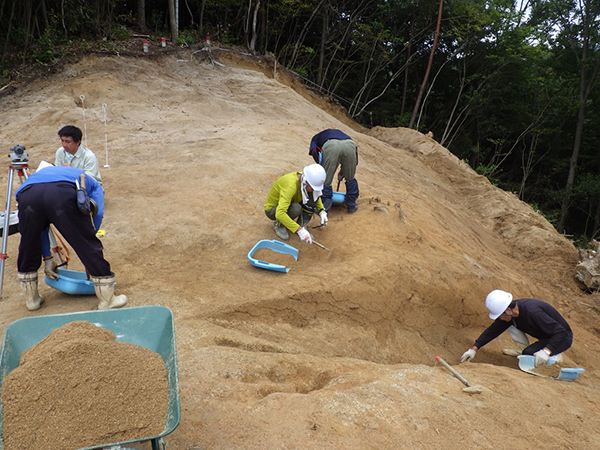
[0,146,66,299]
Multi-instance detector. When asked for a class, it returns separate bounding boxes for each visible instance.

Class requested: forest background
[1,0,600,246]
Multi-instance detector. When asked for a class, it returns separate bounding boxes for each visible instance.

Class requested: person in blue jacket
[308,129,359,213]
[15,165,126,311]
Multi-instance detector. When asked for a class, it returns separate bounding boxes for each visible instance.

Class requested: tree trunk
[168,0,178,43]
[558,92,586,233]
[317,8,327,86]
[40,0,49,30]
[249,0,260,51]
[401,12,415,118]
[557,1,600,233]
[408,0,443,129]
[289,0,326,69]
[1,0,17,63]
[199,0,206,35]
[137,0,147,31]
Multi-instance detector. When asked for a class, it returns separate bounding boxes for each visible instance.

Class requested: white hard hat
[485,290,513,320]
[302,164,326,191]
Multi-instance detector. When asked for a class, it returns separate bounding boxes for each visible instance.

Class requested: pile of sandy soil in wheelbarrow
[1,321,168,450]
[0,41,599,449]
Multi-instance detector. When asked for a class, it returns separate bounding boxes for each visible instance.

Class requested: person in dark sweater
[460,290,573,368]
[308,129,359,213]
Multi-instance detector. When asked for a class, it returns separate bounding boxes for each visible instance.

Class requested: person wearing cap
[55,125,103,185]
[308,128,359,213]
[15,165,126,311]
[460,290,573,368]
[264,164,328,243]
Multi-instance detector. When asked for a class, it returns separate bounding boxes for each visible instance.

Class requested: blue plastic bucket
[331,191,345,205]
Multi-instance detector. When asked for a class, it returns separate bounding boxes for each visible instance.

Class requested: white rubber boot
[502,326,530,356]
[18,272,44,311]
[91,274,127,310]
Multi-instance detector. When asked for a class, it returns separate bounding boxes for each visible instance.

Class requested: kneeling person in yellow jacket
[264,164,328,243]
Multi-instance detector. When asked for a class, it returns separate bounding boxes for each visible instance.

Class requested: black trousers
[17,182,111,276]
[522,331,574,356]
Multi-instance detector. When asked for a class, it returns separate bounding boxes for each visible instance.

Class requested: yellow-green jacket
[264,171,325,234]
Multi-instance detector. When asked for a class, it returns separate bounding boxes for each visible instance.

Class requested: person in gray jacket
[55,125,103,185]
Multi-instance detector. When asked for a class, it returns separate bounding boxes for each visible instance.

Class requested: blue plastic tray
[248,239,298,273]
[45,268,112,295]
[0,305,180,450]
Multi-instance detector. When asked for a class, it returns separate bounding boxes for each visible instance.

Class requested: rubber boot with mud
[91,273,127,310]
[18,271,44,311]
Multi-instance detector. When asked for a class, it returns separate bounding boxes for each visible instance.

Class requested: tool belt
[75,174,92,216]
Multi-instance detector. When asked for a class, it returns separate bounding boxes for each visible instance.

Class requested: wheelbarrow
[0,305,180,450]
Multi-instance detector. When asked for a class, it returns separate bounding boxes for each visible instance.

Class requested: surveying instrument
[0,145,30,299]
[0,145,66,299]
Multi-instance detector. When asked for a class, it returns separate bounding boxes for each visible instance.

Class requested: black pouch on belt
[75,174,91,215]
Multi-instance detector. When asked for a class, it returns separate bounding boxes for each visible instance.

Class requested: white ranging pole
[102,103,110,168]
[80,95,88,147]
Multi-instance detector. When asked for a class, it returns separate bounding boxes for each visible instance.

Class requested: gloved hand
[460,349,476,363]
[534,349,550,367]
[319,211,328,226]
[44,257,59,280]
[296,227,313,244]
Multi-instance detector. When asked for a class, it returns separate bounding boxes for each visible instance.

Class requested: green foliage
[0,69,10,86]
[475,163,499,185]
[177,29,202,47]
[31,29,68,64]
[573,173,600,201]
[148,10,166,34]
[112,14,135,40]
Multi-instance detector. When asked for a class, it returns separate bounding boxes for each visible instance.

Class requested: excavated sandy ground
[0,43,599,449]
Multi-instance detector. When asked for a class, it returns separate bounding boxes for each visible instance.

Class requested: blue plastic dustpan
[517,355,585,381]
[555,368,585,381]
[45,268,115,295]
[248,239,298,273]
[45,268,95,295]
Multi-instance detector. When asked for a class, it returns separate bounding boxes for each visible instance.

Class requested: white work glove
[460,349,476,364]
[533,349,550,368]
[319,211,328,226]
[296,227,313,244]
[44,257,59,280]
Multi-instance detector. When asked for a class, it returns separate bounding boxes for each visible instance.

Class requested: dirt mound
[0,48,599,449]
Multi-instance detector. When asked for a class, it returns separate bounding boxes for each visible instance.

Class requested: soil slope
[0,45,599,449]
